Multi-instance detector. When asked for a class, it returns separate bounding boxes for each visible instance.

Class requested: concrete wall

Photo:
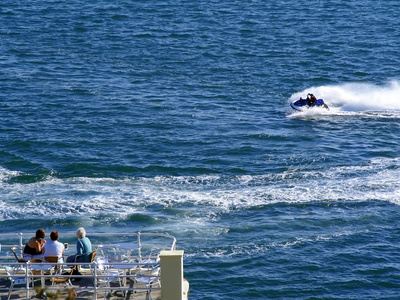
[160,250,189,300]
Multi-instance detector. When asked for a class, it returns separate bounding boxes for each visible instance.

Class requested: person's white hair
[76,227,86,239]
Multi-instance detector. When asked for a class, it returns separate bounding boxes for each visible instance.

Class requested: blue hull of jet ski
[290,98,329,111]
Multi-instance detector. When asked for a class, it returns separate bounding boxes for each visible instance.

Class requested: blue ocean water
[1,1,400,299]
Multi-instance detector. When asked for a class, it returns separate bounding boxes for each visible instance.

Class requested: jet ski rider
[306,93,317,106]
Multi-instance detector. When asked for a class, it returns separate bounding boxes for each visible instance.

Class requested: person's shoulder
[82,237,92,246]
[45,240,55,247]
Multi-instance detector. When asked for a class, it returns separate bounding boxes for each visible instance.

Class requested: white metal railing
[0,232,176,258]
[0,232,176,299]
[0,260,161,299]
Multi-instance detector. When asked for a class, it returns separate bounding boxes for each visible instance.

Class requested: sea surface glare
[1,1,400,299]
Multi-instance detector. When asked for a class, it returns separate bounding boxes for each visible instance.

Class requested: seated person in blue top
[23,228,46,260]
[66,227,92,263]
[43,231,65,263]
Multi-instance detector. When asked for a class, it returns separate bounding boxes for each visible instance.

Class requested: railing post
[160,250,188,300]
[18,232,23,248]
[93,261,98,300]
[138,232,141,262]
[25,262,29,299]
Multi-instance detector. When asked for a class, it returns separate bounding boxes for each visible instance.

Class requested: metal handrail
[0,232,176,246]
[0,231,176,260]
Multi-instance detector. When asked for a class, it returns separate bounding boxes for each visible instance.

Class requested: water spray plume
[290,80,400,111]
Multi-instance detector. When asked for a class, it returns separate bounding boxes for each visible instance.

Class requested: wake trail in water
[289,80,400,114]
[2,157,400,222]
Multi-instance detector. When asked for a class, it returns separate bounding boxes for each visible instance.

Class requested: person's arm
[76,240,84,255]
[35,239,46,253]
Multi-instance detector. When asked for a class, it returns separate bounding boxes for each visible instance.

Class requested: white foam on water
[0,167,21,182]
[1,157,400,222]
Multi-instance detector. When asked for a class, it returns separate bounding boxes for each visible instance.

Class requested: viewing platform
[0,232,189,299]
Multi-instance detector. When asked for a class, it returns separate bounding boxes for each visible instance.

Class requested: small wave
[0,167,21,182]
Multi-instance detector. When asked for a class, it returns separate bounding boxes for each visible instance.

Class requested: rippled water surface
[2,1,400,299]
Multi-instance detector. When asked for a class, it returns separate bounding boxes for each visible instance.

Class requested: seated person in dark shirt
[23,228,46,260]
[306,93,317,106]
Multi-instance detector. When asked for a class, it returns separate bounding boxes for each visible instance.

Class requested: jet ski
[290,94,329,111]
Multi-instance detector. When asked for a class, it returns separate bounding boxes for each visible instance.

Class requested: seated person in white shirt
[43,231,65,263]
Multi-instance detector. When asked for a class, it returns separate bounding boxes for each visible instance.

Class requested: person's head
[50,231,59,241]
[76,227,86,239]
[36,228,45,240]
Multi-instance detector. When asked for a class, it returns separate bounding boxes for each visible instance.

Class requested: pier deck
[0,276,161,299]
